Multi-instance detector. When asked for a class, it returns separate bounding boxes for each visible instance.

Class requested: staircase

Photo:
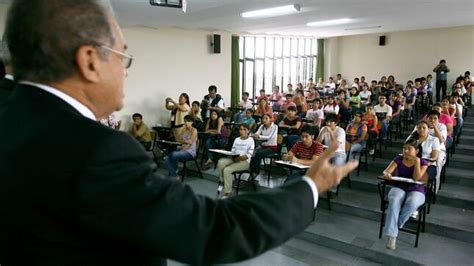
[167,111,474,265]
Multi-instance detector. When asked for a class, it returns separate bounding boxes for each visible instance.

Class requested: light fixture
[150,0,187,12]
[306,18,352,27]
[241,4,300,18]
[345,25,382,31]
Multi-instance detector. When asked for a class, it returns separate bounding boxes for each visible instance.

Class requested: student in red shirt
[283,125,324,166]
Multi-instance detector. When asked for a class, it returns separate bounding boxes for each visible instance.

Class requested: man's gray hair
[0,37,11,66]
[5,0,116,83]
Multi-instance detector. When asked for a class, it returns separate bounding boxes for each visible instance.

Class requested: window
[239,36,317,98]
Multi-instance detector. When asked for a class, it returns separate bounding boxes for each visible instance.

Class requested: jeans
[348,142,364,160]
[455,117,463,138]
[380,120,389,140]
[436,80,447,102]
[330,152,346,192]
[203,136,226,162]
[250,146,275,173]
[217,158,250,194]
[384,188,425,237]
[435,150,446,192]
[165,150,193,177]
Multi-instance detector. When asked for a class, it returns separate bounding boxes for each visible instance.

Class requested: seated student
[280,93,297,113]
[403,85,416,117]
[189,100,204,131]
[250,113,278,173]
[233,92,253,123]
[359,84,372,107]
[256,88,268,104]
[337,90,352,124]
[409,120,440,162]
[278,106,302,150]
[128,113,152,149]
[293,89,308,114]
[270,85,284,108]
[431,103,454,148]
[346,112,368,160]
[165,115,198,180]
[363,104,379,155]
[374,95,393,140]
[305,98,324,128]
[349,86,362,112]
[202,110,226,170]
[450,93,464,137]
[255,98,274,121]
[387,93,401,123]
[421,110,447,192]
[283,125,324,166]
[306,86,319,101]
[242,108,257,132]
[323,95,340,115]
[317,113,347,193]
[217,124,255,198]
[381,139,429,250]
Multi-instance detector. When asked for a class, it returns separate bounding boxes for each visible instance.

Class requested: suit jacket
[0,77,15,105]
[0,84,315,266]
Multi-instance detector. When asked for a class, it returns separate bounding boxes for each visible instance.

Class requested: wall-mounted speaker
[212,34,221,54]
[379,35,386,46]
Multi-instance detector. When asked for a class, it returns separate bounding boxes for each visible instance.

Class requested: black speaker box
[213,34,221,54]
[379,36,386,46]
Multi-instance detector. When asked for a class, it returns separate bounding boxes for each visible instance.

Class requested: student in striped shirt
[283,125,324,166]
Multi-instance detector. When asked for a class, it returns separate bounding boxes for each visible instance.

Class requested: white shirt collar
[19,81,96,121]
[4,74,14,80]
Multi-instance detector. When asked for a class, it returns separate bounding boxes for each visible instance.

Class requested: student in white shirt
[250,114,278,173]
[306,99,324,128]
[217,124,255,198]
[374,95,393,139]
[317,113,346,193]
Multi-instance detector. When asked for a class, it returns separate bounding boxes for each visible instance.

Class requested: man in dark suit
[0,38,15,105]
[0,1,358,265]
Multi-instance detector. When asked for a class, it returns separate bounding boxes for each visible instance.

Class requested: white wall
[0,3,232,130]
[119,26,231,130]
[324,25,474,87]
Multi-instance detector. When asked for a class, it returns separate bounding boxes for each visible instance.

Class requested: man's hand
[304,130,358,194]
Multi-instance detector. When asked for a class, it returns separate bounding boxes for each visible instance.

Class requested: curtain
[231,36,240,107]
[316,39,324,80]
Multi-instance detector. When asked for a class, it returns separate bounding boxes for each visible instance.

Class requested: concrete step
[318,187,474,244]
[298,209,474,266]
[169,238,381,266]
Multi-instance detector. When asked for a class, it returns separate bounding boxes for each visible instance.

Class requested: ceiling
[2,0,474,38]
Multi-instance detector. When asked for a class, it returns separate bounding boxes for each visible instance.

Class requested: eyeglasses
[100,45,134,69]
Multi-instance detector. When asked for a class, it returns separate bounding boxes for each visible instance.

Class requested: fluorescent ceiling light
[345,25,382,31]
[241,4,300,18]
[307,18,352,27]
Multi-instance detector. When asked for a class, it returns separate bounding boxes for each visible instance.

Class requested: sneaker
[386,236,396,250]
[369,149,375,155]
[216,184,224,195]
[410,210,419,219]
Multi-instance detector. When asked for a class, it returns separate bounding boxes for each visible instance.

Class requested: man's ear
[75,45,103,83]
